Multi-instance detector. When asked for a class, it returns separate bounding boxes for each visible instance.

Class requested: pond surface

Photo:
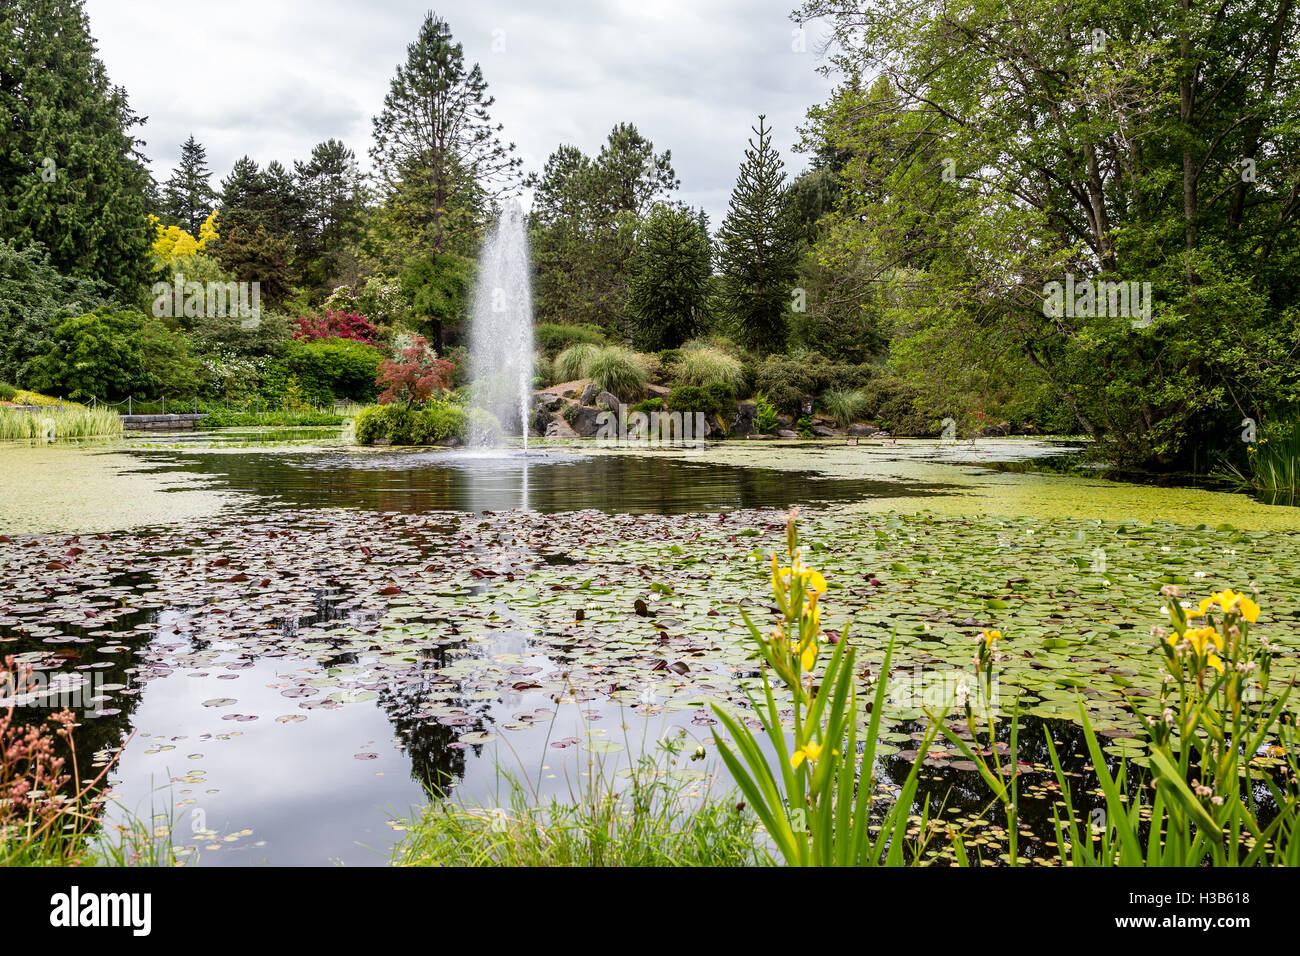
[126,444,959,515]
[1,433,1297,866]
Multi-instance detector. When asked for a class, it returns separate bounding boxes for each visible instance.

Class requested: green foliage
[529,125,679,332]
[352,401,469,445]
[0,239,106,385]
[672,347,746,394]
[282,337,381,405]
[627,203,712,350]
[393,734,761,867]
[716,116,800,354]
[753,391,779,433]
[212,224,295,306]
[798,0,1300,468]
[1219,412,1300,503]
[0,405,122,441]
[400,252,474,345]
[26,307,199,401]
[668,383,734,420]
[161,136,218,235]
[0,0,153,298]
[554,342,600,382]
[753,353,878,415]
[861,376,935,436]
[586,345,647,399]
[370,12,519,254]
[0,383,16,402]
[820,388,870,428]
[534,322,606,357]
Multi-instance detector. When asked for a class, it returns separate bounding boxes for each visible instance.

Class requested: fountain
[469,200,535,453]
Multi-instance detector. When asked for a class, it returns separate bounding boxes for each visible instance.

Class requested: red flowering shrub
[377,335,454,408]
[292,311,378,345]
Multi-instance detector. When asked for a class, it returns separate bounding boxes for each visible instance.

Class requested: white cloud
[84,0,836,224]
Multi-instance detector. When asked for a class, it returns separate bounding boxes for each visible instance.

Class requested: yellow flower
[1169,625,1225,674]
[1197,590,1260,623]
[981,629,1001,649]
[800,641,819,672]
[791,741,824,769]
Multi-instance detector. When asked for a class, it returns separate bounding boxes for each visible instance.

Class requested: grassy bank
[198,409,347,428]
[0,406,122,441]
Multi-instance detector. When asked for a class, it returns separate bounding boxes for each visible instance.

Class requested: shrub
[554,342,600,382]
[821,388,870,428]
[673,347,746,394]
[292,311,378,346]
[633,397,665,415]
[377,335,453,408]
[668,383,734,420]
[283,337,382,405]
[587,346,647,399]
[0,383,16,402]
[353,402,469,445]
[861,376,934,436]
[534,322,606,357]
[633,351,665,385]
[753,391,778,433]
[754,353,879,415]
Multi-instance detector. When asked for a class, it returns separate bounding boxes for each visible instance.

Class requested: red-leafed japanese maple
[292,311,378,345]
[377,335,455,408]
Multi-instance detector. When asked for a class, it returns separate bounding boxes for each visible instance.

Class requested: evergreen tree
[0,0,152,298]
[295,139,365,256]
[217,156,266,237]
[716,116,799,354]
[627,204,712,351]
[162,135,218,234]
[370,12,520,254]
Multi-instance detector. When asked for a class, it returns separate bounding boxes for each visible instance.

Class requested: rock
[776,414,794,429]
[730,401,757,438]
[646,384,671,399]
[579,382,600,406]
[534,392,563,412]
[811,425,839,438]
[848,423,880,437]
[595,390,621,411]
[777,429,799,439]
[530,408,550,435]
[434,437,460,447]
[565,403,606,438]
[546,417,578,439]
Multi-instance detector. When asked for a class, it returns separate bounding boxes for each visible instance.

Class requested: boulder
[546,417,578,439]
[777,429,799,439]
[847,423,879,437]
[565,402,605,438]
[730,401,757,438]
[812,425,841,438]
[776,414,794,429]
[534,392,563,412]
[596,390,622,411]
[579,382,600,406]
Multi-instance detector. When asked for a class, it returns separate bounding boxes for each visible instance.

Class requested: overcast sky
[83,0,839,226]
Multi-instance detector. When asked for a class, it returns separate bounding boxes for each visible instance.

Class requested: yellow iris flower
[1197,590,1260,623]
[981,629,1001,648]
[1168,625,1225,674]
[791,741,824,768]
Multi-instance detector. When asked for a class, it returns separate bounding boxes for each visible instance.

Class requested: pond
[1,431,1297,865]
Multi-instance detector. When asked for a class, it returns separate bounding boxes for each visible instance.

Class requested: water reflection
[129,446,956,515]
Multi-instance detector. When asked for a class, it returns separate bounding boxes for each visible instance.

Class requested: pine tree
[295,139,365,257]
[0,0,152,298]
[370,12,520,253]
[716,116,799,354]
[162,135,218,235]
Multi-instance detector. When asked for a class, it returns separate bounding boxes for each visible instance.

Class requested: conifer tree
[370,12,520,253]
[716,116,799,354]
[0,0,151,297]
[162,135,218,235]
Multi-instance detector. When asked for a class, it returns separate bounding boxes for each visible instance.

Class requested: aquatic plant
[1220,415,1300,503]
[753,391,779,434]
[710,513,935,865]
[394,727,761,867]
[0,406,122,441]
